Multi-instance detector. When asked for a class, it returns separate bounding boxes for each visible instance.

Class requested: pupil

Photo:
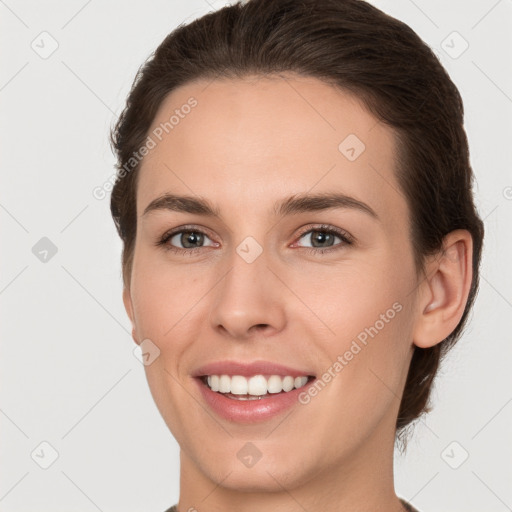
[182,231,203,248]
[313,231,333,247]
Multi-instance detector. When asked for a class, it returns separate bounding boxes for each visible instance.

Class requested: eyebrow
[142,192,378,220]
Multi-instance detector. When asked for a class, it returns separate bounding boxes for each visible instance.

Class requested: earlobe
[123,287,140,346]
[413,230,473,349]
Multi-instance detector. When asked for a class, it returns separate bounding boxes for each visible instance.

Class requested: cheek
[291,252,415,398]
[130,246,206,337]
[297,274,414,454]
[129,255,209,438]
[289,253,412,339]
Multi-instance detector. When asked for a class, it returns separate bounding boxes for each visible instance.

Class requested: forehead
[136,74,405,223]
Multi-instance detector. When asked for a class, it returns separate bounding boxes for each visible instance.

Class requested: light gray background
[1,1,511,511]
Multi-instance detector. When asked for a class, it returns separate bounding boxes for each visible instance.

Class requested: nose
[209,249,287,340]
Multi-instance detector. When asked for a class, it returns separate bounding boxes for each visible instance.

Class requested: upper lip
[192,360,316,378]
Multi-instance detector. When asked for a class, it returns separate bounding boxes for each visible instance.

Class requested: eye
[156,224,353,256]
[294,225,353,254]
[168,230,214,249]
[157,226,218,254]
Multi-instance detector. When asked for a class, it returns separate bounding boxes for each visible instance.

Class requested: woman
[109,1,484,510]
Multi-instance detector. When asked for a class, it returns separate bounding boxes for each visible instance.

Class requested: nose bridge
[209,238,286,338]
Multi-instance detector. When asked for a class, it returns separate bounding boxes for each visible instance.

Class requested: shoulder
[166,501,418,512]
[400,498,421,512]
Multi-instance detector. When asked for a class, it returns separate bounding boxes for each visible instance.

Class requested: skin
[123,74,473,512]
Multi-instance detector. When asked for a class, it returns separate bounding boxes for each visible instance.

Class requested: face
[124,74,420,492]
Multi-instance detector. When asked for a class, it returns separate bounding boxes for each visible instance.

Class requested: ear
[413,229,473,348]
[123,286,140,346]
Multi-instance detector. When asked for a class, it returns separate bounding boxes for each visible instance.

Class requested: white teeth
[231,375,248,394]
[219,375,231,393]
[204,374,309,395]
[209,375,219,392]
[267,375,283,394]
[282,376,295,392]
[248,375,267,395]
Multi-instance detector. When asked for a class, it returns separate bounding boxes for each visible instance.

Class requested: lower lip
[194,377,315,423]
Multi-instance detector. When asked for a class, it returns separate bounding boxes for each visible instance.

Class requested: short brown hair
[110,0,484,435]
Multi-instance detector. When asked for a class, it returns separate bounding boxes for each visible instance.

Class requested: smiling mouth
[199,374,316,400]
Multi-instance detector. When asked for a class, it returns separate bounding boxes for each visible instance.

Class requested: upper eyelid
[164,224,216,239]
[293,226,353,247]
[296,224,348,238]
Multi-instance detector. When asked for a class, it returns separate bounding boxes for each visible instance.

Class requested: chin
[195,448,316,493]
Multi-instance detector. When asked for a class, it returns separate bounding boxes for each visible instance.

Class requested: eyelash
[156,224,354,256]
